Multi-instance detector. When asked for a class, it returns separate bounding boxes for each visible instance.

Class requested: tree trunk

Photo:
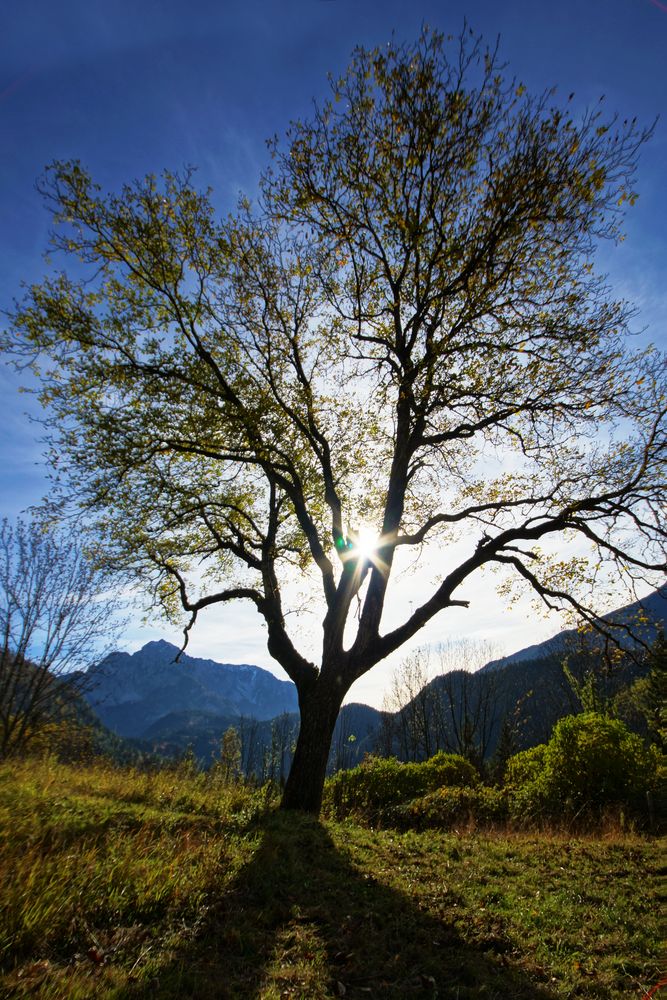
[280,678,344,814]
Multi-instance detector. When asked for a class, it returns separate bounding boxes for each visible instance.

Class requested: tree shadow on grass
[125,812,559,1000]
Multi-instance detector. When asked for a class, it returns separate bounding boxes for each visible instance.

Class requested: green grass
[0,757,663,999]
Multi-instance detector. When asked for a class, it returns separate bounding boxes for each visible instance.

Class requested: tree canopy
[5,29,666,811]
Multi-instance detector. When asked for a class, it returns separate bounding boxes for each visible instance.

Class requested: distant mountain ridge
[482,586,666,672]
[383,585,666,764]
[83,639,298,738]
[81,585,665,768]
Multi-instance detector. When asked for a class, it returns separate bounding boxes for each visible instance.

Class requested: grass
[0,757,664,999]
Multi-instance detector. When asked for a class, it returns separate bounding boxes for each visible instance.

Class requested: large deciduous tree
[5,30,665,811]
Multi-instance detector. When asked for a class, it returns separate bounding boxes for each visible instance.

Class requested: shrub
[504,743,547,794]
[419,751,481,790]
[323,751,478,821]
[17,720,96,764]
[506,712,663,824]
[384,785,508,831]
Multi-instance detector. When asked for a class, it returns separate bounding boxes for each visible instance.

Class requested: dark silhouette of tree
[0,518,120,758]
[330,708,358,773]
[381,650,434,761]
[5,29,665,811]
[264,712,297,785]
[490,713,520,785]
[429,641,501,770]
[375,708,396,759]
[432,668,499,771]
[379,640,501,768]
[237,714,262,780]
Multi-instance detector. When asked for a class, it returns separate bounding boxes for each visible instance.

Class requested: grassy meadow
[0,757,663,999]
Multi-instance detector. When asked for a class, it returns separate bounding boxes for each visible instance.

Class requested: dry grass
[0,757,663,999]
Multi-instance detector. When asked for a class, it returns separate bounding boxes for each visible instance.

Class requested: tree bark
[280,676,345,814]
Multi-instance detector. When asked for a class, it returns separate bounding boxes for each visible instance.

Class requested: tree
[490,713,519,786]
[615,630,667,751]
[237,714,262,780]
[5,29,665,812]
[330,709,358,773]
[380,640,501,768]
[264,712,297,786]
[217,725,242,783]
[429,640,501,770]
[0,518,120,758]
[381,650,434,761]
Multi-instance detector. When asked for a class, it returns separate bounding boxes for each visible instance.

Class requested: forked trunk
[280,678,345,814]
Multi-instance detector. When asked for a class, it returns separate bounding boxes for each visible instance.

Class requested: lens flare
[354,523,380,560]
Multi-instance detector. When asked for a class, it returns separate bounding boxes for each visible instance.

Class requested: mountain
[80,639,381,774]
[80,585,665,772]
[82,640,298,738]
[482,586,666,672]
[377,586,666,765]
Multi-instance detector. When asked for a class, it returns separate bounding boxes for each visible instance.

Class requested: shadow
[123,812,560,999]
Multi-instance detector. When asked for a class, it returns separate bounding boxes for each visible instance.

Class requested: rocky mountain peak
[82,640,298,738]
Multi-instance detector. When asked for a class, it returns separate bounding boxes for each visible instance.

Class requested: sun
[353,523,380,561]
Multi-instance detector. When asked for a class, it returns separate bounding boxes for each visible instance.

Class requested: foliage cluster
[11,719,97,763]
[386,784,508,831]
[505,712,663,824]
[614,629,667,751]
[326,713,663,831]
[322,750,478,821]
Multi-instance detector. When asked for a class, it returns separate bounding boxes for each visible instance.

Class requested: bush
[506,712,663,824]
[323,751,478,821]
[384,785,508,831]
[15,720,96,764]
[504,743,547,792]
[419,751,481,789]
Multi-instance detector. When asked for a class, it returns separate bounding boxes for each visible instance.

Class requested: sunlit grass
[0,757,264,997]
[0,757,663,999]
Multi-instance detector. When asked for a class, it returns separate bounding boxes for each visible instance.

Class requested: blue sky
[1,0,665,704]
